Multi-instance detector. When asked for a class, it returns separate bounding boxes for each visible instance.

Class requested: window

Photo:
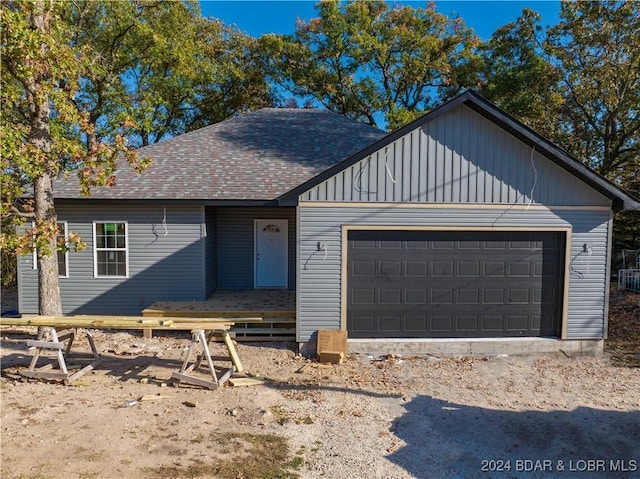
[32,222,68,278]
[57,223,69,277]
[93,222,128,277]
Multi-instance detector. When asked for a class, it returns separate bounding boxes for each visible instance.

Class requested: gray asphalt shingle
[53,108,386,200]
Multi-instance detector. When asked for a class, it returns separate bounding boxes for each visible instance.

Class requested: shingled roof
[53,108,386,201]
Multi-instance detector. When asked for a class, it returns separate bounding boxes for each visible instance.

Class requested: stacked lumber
[141,307,297,341]
[228,317,296,341]
[0,315,237,331]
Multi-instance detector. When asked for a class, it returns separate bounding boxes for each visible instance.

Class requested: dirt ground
[1,290,639,479]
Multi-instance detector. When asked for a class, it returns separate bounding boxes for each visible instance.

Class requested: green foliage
[1,1,142,278]
[480,1,640,246]
[546,1,640,179]
[1,1,274,305]
[67,1,273,148]
[478,9,565,139]
[261,0,480,130]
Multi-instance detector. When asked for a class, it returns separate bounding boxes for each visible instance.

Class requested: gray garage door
[347,230,564,338]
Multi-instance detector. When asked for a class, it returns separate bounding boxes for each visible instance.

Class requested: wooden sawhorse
[21,327,101,384]
[172,329,243,390]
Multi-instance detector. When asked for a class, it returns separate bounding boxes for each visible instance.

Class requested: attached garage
[346,229,566,338]
[281,91,639,352]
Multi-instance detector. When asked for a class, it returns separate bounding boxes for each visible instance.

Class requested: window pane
[56,223,67,277]
[57,250,66,276]
[97,250,126,276]
[95,223,127,277]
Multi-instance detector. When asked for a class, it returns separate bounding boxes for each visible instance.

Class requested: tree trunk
[34,174,62,316]
[29,1,63,317]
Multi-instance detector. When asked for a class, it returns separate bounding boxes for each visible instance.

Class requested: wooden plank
[229,328,294,334]
[21,370,69,380]
[171,372,217,390]
[215,335,295,342]
[26,340,65,350]
[139,394,171,401]
[0,317,174,329]
[0,316,252,331]
[229,377,265,387]
[66,359,101,383]
[155,322,233,331]
[142,308,294,319]
[216,367,235,386]
[197,330,218,383]
[222,332,243,373]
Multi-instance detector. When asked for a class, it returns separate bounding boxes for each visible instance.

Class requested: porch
[143,290,296,341]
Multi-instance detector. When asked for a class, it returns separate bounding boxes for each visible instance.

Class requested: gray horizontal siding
[302,105,611,207]
[297,205,610,342]
[19,205,205,315]
[216,207,296,290]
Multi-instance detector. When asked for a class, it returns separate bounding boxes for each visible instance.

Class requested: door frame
[341,225,572,339]
[254,219,288,288]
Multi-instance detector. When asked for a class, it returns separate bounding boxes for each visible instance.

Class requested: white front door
[255,219,288,288]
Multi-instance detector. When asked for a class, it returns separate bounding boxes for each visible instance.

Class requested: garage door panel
[459,241,481,249]
[353,261,375,276]
[380,316,402,331]
[458,261,480,276]
[481,316,504,331]
[509,261,531,276]
[352,288,375,304]
[432,316,453,330]
[347,230,564,338]
[433,240,455,249]
[483,289,504,303]
[352,315,375,331]
[433,261,454,276]
[484,262,506,276]
[508,289,531,303]
[406,316,427,331]
[508,314,530,329]
[458,316,479,331]
[458,289,479,303]
[406,289,427,303]
[380,240,402,249]
[432,289,454,303]
[407,262,428,276]
[380,261,402,276]
[380,289,402,304]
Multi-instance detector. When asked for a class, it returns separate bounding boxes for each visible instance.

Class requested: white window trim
[93,221,129,278]
[32,221,69,278]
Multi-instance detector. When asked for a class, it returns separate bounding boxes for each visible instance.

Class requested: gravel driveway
[1,329,638,479]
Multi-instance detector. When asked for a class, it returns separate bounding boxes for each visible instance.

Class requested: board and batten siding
[301,105,610,207]
[19,205,206,315]
[296,206,611,343]
[204,206,218,296]
[216,207,296,290]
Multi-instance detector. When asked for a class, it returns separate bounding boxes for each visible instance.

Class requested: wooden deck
[143,290,296,341]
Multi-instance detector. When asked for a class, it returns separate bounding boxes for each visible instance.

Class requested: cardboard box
[317,330,347,364]
[318,350,345,364]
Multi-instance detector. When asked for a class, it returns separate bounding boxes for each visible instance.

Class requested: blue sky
[199,1,562,39]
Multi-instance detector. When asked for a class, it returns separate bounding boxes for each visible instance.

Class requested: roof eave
[54,198,282,207]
